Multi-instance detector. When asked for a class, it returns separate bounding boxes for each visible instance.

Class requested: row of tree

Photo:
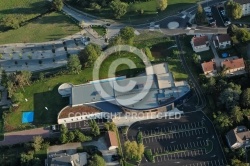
[60,124,92,143]
[68,0,168,19]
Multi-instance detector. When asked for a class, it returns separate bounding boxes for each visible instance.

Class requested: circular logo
[92,45,154,107]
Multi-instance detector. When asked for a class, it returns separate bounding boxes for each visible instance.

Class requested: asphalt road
[175,35,206,110]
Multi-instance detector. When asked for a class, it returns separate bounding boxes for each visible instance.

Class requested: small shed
[105,131,118,150]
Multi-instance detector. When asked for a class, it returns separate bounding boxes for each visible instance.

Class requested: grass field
[0,0,50,32]
[92,25,106,37]
[0,12,81,44]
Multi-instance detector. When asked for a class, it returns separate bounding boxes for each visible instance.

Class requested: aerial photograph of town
[1,0,250,165]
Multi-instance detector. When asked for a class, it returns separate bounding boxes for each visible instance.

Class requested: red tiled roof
[217,34,231,43]
[222,58,245,70]
[192,36,208,46]
[201,61,216,73]
[106,131,118,147]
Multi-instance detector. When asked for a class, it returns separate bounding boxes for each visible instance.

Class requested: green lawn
[0,12,81,44]
[0,0,50,32]
[92,25,106,37]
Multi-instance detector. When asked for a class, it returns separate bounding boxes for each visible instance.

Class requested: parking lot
[204,3,230,27]
[126,111,227,166]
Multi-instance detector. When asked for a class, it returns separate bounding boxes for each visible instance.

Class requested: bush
[144,47,154,61]
[137,131,143,144]
[144,149,154,162]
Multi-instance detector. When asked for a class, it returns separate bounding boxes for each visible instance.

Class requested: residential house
[221,58,245,75]
[234,0,250,16]
[190,35,210,52]
[213,34,231,49]
[226,126,250,149]
[46,152,88,166]
[105,131,118,150]
[201,61,217,76]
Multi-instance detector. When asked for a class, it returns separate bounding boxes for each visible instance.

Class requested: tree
[67,55,82,74]
[90,2,101,12]
[89,154,105,166]
[226,0,242,19]
[172,49,180,58]
[1,70,8,87]
[241,88,250,108]
[231,106,243,123]
[231,158,248,166]
[7,81,15,97]
[11,92,24,104]
[74,129,89,142]
[1,15,20,29]
[21,70,31,86]
[60,124,68,134]
[32,136,44,152]
[78,43,101,67]
[236,28,250,43]
[219,86,241,110]
[195,4,205,23]
[52,0,64,11]
[120,26,135,45]
[89,120,100,136]
[60,133,68,144]
[68,131,75,142]
[110,0,128,19]
[192,53,201,65]
[213,111,233,131]
[104,122,116,131]
[20,151,34,165]
[124,141,144,161]
[157,0,168,11]
[108,35,123,47]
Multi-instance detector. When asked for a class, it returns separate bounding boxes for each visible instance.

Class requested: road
[175,35,206,110]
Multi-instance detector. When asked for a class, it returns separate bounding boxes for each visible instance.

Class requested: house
[201,61,217,76]
[105,131,118,150]
[226,126,250,149]
[221,58,245,75]
[213,34,231,49]
[46,152,88,166]
[234,0,250,16]
[190,35,210,52]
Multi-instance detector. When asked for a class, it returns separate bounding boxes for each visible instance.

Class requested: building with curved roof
[58,63,191,112]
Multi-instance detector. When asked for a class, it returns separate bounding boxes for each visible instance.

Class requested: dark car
[111,155,120,161]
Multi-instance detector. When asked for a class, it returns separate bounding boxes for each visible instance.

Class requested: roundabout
[167,21,180,29]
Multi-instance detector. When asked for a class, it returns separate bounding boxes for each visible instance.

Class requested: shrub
[144,149,154,162]
[137,131,143,144]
